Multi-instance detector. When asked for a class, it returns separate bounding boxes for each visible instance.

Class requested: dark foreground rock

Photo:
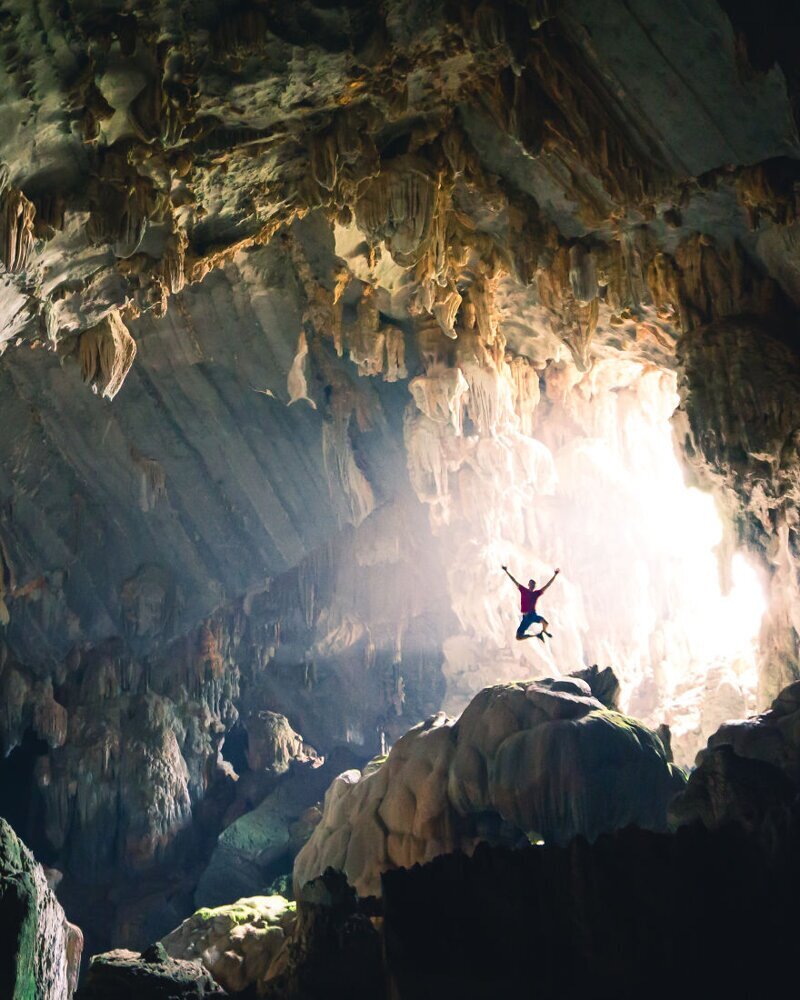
[262,871,384,1000]
[0,817,83,1000]
[75,942,226,999]
[671,678,800,834]
[381,822,800,998]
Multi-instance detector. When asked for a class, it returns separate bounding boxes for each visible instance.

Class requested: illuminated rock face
[294,670,684,897]
[677,316,800,705]
[160,896,296,996]
[0,0,799,972]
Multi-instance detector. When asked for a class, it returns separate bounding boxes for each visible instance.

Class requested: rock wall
[0,818,82,1000]
[677,315,800,702]
[380,824,798,998]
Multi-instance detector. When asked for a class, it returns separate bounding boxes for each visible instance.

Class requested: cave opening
[423,351,766,763]
[220,722,250,777]
[0,730,51,859]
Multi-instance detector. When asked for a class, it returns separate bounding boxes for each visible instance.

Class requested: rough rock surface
[671,677,800,833]
[0,817,82,1000]
[262,871,383,1000]
[75,942,226,1000]
[294,669,684,896]
[677,315,800,702]
[380,825,798,998]
[161,896,295,996]
[195,748,358,909]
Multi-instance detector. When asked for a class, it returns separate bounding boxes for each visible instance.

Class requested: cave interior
[1,0,800,997]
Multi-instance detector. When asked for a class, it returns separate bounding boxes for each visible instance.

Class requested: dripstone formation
[1,0,800,995]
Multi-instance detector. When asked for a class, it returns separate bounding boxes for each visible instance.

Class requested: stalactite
[408,367,469,433]
[431,283,462,340]
[0,168,35,273]
[131,448,168,512]
[355,157,437,263]
[348,285,385,376]
[78,310,137,400]
[286,330,316,408]
[162,227,188,295]
[508,355,541,436]
[322,412,376,528]
[384,325,408,382]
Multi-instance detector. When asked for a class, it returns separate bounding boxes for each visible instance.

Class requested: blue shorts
[517,611,543,638]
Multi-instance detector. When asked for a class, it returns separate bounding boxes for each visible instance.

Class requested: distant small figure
[502,565,560,642]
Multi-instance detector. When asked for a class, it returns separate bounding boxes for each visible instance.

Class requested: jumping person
[502,565,560,642]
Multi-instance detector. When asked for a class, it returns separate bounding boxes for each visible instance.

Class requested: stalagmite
[0,1,798,983]
[294,672,682,897]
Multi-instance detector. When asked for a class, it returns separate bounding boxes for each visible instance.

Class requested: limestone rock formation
[75,942,226,1000]
[161,896,296,996]
[671,677,800,833]
[2,0,800,979]
[262,871,383,1000]
[294,670,684,897]
[0,818,83,1000]
[195,748,357,909]
[676,316,800,703]
[379,826,797,998]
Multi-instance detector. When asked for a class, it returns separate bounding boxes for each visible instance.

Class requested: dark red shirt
[519,585,543,613]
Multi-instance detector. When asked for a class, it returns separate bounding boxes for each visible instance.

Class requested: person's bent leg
[516,613,534,640]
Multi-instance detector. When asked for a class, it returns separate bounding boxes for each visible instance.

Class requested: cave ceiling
[0,0,799,668]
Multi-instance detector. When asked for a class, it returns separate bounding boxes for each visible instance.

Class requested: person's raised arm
[501,565,521,588]
[540,568,560,593]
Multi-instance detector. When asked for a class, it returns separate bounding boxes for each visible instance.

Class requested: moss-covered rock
[161,895,296,995]
[0,818,83,999]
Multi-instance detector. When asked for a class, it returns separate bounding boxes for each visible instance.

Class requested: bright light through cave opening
[423,355,766,765]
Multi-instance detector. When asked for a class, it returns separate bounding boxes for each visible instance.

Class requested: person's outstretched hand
[501,565,507,570]
[554,567,560,574]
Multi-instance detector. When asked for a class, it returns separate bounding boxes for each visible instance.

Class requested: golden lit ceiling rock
[0,0,797,383]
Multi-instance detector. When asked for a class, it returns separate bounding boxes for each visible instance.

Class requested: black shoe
[537,633,546,643]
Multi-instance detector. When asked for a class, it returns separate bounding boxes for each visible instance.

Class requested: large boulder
[161,896,296,995]
[295,670,684,896]
[0,817,83,1000]
[75,942,226,999]
[671,678,800,832]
